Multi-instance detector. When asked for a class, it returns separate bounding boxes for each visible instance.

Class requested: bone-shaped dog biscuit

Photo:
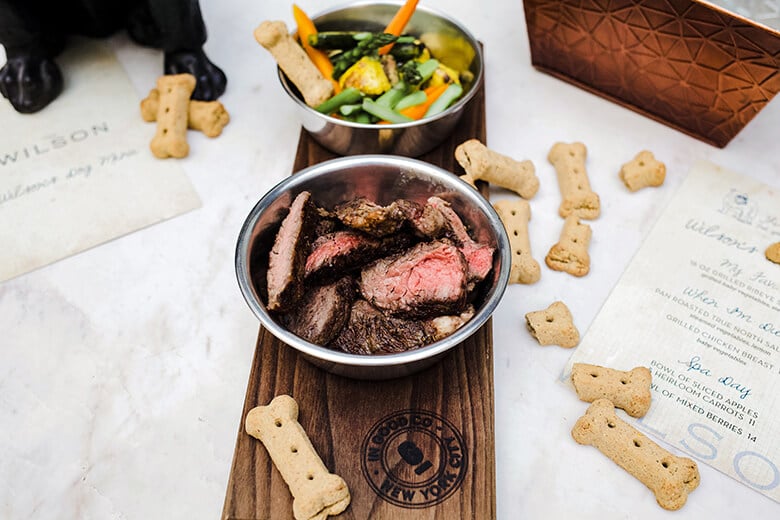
[141,88,230,137]
[765,242,780,265]
[459,173,477,189]
[572,399,700,510]
[150,74,196,159]
[254,20,334,108]
[620,150,666,191]
[455,139,539,199]
[545,215,591,277]
[493,199,540,284]
[571,363,652,417]
[245,395,350,520]
[525,301,579,348]
[548,142,600,219]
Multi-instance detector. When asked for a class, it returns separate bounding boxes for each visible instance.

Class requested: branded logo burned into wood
[361,409,467,508]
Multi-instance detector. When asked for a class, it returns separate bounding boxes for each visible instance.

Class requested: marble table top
[2,0,779,518]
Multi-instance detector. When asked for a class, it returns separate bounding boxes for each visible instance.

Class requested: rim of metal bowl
[277,1,484,130]
[235,155,510,369]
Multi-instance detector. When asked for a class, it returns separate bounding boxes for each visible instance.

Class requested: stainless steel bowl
[235,155,510,380]
[278,1,483,157]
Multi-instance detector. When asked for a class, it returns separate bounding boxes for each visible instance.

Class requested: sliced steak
[313,214,339,237]
[280,277,355,345]
[403,199,448,238]
[304,230,414,281]
[330,299,436,354]
[359,240,468,318]
[427,197,495,284]
[334,197,412,237]
[266,191,318,312]
[330,300,475,354]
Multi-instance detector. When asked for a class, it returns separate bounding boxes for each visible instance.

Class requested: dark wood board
[222,74,494,520]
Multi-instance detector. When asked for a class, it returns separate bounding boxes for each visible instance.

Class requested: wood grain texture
[222,74,494,520]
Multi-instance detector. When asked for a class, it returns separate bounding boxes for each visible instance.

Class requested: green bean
[315,87,362,114]
[362,98,413,124]
[423,83,463,118]
[394,90,427,110]
[354,112,373,124]
[339,104,364,116]
[417,59,439,83]
[375,81,408,108]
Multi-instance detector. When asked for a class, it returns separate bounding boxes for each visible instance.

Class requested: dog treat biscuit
[149,74,196,159]
[460,173,477,188]
[620,150,666,191]
[455,139,539,199]
[254,20,334,107]
[545,215,591,277]
[571,363,652,418]
[548,142,600,219]
[525,301,579,348]
[572,399,700,510]
[766,242,780,265]
[141,88,230,137]
[245,395,351,520]
[493,199,540,284]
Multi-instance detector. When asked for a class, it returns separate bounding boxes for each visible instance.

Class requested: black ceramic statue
[0,0,227,113]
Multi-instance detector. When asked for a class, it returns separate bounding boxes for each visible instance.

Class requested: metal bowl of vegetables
[235,155,510,380]
[278,1,483,157]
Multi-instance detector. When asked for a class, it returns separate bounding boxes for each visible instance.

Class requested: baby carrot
[292,4,340,93]
[378,0,420,55]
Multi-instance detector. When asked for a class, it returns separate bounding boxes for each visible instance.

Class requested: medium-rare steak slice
[279,277,355,345]
[359,240,468,318]
[304,230,414,281]
[427,197,495,284]
[330,300,475,354]
[266,191,318,312]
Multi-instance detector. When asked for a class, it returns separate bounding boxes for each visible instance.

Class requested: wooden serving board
[222,76,494,520]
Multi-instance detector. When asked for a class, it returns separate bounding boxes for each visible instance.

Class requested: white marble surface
[2,0,779,518]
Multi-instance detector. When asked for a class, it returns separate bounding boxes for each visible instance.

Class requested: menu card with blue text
[566,160,780,502]
[0,39,201,282]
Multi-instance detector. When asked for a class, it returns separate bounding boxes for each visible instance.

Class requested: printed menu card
[0,39,201,282]
[566,160,780,502]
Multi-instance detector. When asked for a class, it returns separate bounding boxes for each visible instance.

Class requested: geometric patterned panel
[522,0,780,147]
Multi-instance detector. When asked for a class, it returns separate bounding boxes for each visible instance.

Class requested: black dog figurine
[0,0,226,113]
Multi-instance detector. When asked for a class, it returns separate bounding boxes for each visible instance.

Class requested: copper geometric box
[522,0,780,147]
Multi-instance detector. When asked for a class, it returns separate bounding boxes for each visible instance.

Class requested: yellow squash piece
[338,56,392,96]
[427,62,462,89]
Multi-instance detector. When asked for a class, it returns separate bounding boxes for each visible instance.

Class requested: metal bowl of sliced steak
[236,155,510,380]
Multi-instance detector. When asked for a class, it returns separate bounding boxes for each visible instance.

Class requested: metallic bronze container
[523,0,780,147]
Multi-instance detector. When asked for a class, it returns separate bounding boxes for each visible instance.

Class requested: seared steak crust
[334,197,413,237]
[330,299,437,354]
[330,300,475,354]
[280,277,355,345]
